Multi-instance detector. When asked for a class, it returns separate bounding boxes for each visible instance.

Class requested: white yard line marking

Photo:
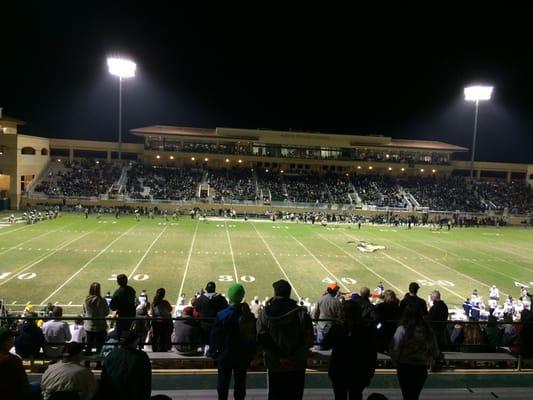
[40,225,137,305]
[420,240,523,282]
[225,221,239,282]
[252,223,301,299]
[0,227,63,256]
[467,241,533,273]
[0,231,94,287]
[313,229,401,293]
[358,230,508,297]
[286,232,349,292]
[342,231,464,301]
[128,227,167,279]
[0,224,32,236]
[177,221,200,301]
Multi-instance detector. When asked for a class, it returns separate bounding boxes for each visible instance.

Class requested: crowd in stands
[34,160,121,198]
[2,273,533,400]
[207,168,258,202]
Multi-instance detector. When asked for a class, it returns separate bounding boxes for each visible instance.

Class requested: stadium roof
[131,125,468,152]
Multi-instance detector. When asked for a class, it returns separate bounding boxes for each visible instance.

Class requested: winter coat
[15,322,45,358]
[313,293,342,335]
[83,295,110,332]
[391,322,439,366]
[172,318,203,355]
[110,285,136,318]
[427,300,450,349]
[257,297,313,372]
[194,292,228,340]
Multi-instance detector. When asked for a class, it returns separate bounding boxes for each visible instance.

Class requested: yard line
[225,221,239,282]
[0,224,32,236]
[286,231,349,292]
[420,240,523,282]
[40,225,137,305]
[466,240,533,273]
[354,230,508,297]
[312,229,401,293]
[128,226,167,279]
[177,221,200,301]
[0,227,64,256]
[342,231,465,301]
[0,231,94,287]
[252,223,301,299]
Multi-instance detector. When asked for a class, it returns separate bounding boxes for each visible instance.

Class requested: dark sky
[1,3,532,163]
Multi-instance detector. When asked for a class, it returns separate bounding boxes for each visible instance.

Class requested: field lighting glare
[107,57,136,78]
[464,85,493,102]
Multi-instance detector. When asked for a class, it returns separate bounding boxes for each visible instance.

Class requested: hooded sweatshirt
[83,295,110,332]
[256,296,313,371]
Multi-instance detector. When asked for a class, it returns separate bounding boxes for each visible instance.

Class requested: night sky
[1,3,532,163]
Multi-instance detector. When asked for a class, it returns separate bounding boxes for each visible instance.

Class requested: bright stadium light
[464,84,493,178]
[107,56,136,161]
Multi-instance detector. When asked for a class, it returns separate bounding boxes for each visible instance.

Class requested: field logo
[348,241,386,253]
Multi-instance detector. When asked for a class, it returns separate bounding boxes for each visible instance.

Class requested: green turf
[1,214,532,313]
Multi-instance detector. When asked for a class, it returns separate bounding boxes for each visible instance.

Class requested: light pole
[464,85,493,179]
[107,57,136,161]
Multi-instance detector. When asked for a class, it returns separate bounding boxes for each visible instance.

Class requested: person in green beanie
[210,283,257,400]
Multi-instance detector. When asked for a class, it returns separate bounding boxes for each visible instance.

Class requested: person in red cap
[313,282,342,350]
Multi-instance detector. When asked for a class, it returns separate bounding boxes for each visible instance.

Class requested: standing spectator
[399,282,428,316]
[210,284,257,400]
[376,290,401,353]
[194,281,228,348]
[132,303,151,351]
[391,303,439,400]
[100,331,152,400]
[356,287,378,326]
[15,313,45,358]
[323,300,377,400]
[172,306,203,355]
[42,306,72,358]
[0,326,30,400]
[69,316,87,343]
[313,283,342,349]
[426,290,450,351]
[110,274,137,338]
[257,279,314,400]
[150,288,173,352]
[250,296,263,319]
[40,342,97,400]
[83,282,110,355]
[520,308,533,360]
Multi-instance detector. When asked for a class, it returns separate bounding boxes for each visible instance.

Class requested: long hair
[88,282,101,297]
[153,288,166,306]
[400,302,432,340]
[383,290,398,305]
[342,300,363,335]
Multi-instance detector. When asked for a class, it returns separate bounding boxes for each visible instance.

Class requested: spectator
[194,281,228,348]
[356,287,378,326]
[15,313,45,358]
[42,306,72,358]
[172,306,203,355]
[376,290,401,353]
[426,290,450,351]
[484,316,503,349]
[399,282,428,316]
[83,281,110,355]
[520,309,533,360]
[257,279,314,400]
[69,316,86,343]
[0,326,31,400]
[250,296,263,319]
[391,303,439,400]
[149,288,173,352]
[100,330,152,400]
[110,274,137,338]
[132,303,151,351]
[313,283,342,349]
[323,300,377,400]
[40,342,97,400]
[210,284,257,400]
[460,319,487,353]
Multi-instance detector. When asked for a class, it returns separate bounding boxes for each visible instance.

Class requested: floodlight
[464,85,493,102]
[107,57,136,79]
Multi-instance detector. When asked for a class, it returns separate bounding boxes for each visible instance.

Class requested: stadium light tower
[464,85,493,179]
[107,57,136,161]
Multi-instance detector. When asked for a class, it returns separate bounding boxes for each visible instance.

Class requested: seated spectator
[15,313,45,358]
[323,300,377,400]
[42,306,72,358]
[40,342,97,400]
[484,316,503,349]
[0,326,32,400]
[100,331,152,400]
[69,316,86,343]
[172,306,203,355]
[459,319,487,353]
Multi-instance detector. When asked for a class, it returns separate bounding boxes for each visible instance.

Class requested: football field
[1,213,533,313]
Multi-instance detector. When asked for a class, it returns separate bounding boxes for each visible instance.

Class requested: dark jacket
[399,294,428,316]
[323,323,377,385]
[357,297,378,325]
[256,297,313,372]
[520,309,533,358]
[100,347,151,400]
[110,285,136,317]
[427,300,450,349]
[376,301,401,352]
[172,318,203,355]
[15,322,45,358]
[210,304,257,367]
[194,292,228,339]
